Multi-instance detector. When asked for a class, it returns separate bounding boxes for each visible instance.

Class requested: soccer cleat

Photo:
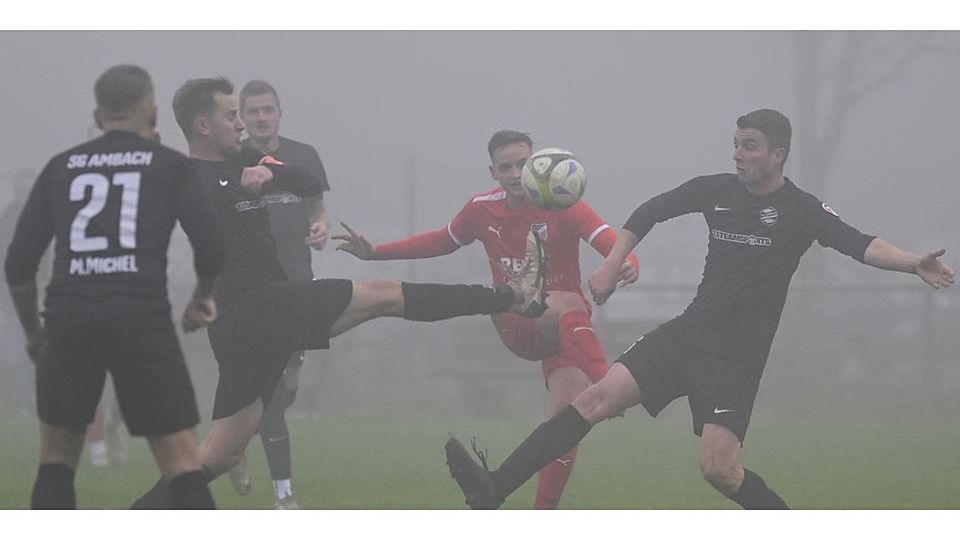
[89,440,109,467]
[444,436,504,510]
[506,230,548,318]
[229,453,252,496]
[274,496,301,510]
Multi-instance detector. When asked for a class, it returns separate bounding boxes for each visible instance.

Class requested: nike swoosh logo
[714,205,732,211]
[219,179,229,187]
[713,408,735,414]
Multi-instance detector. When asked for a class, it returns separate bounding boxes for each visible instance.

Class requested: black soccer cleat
[444,436,504,510]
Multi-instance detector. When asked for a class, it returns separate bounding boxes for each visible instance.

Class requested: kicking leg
[699,424,788,509]
[446,363,643,508]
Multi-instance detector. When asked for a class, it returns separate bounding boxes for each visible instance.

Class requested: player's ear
[147,105,158,130]
[195,115,211,138]
[93,109,104,130]
[489,164,496,181]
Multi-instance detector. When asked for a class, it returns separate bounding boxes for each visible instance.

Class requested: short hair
[94,65,154,116]
[239,79,280,111]
[487,130,533,161]
[736,109,792,166]
[172,77,234,142]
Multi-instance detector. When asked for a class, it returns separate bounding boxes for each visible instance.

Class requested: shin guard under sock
[492,405,592,499]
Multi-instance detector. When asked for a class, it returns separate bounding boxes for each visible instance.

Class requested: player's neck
[189,143,227,162]
[248,135,280,154]
[504,192,530,211]
[745,174,785,196]
[99,121,151,139]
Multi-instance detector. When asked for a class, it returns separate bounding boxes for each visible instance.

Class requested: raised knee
[570,383,611,424]
[699,454,741,495]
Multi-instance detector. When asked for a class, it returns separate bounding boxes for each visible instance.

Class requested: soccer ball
[521,148,587,210]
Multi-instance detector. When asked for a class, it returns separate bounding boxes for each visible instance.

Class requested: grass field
[1,404,958,510]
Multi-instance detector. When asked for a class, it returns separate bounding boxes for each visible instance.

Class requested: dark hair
[487,130,533,161]
[172,77,234,141]
[94,65,154,115]
[239,79,280,111]
[736,109,792,167]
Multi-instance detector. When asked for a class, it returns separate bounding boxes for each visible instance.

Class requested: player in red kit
[334,130,638,509]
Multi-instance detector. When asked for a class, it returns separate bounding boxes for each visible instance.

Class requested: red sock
[535,446,578,509]
[558,310,606,365]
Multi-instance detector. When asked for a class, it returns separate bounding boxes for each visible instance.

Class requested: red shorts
[492,307,608,385]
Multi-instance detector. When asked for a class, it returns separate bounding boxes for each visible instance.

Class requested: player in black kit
[4,65,224,509]
[445,109,955,510]
[130,77,547,508]
[224,79,330,508]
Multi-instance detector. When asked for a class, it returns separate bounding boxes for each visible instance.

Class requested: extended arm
[334,223,460,261]
[863,239,954,289]
[589,226,641,288]
[304,195,328,250]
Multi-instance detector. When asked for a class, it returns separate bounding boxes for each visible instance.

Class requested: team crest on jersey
[759,207,779,226]
[531,223,548,241]
[821,202,838,217]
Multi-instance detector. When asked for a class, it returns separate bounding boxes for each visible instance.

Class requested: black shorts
[36,318,199,437]
[616,317,768,443]
[208,279,352,419]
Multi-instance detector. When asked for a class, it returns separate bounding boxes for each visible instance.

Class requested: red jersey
[447,188,609,296]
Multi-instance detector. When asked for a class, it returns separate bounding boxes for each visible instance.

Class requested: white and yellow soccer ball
[520,148,587,210]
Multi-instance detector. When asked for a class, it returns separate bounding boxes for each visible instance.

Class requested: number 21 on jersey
[69,172,140,253]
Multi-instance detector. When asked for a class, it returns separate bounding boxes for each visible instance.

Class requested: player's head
[93,65,157,138]
[488,130,533,200]
[734,109,791,187]
[173,77,244,157]
[239,79,282,144]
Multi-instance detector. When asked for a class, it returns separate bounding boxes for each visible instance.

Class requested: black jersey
[4,130,224,323]
[192,146,325,309]
[242,136,330,282]
[624,173,875,354]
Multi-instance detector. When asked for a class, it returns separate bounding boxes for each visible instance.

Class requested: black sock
[491,405,593,499]
[31,463,76,509]
[260,394,292,480]
[401,282,513,321]
[169,470,216,509]
[130,477,172,509]
[728,468,789,509]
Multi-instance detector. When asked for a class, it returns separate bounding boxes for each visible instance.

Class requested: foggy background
[1,31,958,428]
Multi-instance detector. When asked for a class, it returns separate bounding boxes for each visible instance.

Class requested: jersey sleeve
[175,159,225,278]
[806,200,875,263]
[623,175,720,241]
[373,228,460,260]
[446,198,478,246]
[4,164,54,285]
[568,200,610,244]
[304,145,330,192]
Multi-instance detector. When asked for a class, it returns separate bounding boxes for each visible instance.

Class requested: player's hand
[182,296,218,333]
[25,330,44,365]
[617,259,639,288]
[917,249,954,289]
[240,165,274,194]
[305,220,328,251]
[589,260,621,305]
[332,222,376,260]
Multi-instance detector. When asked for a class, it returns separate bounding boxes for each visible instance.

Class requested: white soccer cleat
[506,230,548,318]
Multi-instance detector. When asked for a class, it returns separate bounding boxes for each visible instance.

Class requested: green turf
[1,408,957,509]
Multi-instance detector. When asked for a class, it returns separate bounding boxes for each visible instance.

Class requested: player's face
[240,93,281,141]
[207,93,245,157]
[489,142,531,200]
[733,128,783,187]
